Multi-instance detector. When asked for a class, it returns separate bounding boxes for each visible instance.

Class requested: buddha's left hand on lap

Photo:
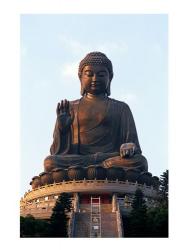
[120,143,136,158]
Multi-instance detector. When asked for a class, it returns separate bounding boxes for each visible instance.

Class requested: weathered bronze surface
[44,52,148,173]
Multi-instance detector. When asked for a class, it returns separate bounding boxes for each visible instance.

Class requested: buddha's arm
[120,104,142,155]
[56,100,73,134]
[50,100,73,155]
[50,119,71,155]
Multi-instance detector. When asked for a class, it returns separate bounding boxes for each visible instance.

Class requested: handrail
[68,211,75,237]
[27,179,155,193]
[116,202,124,237]
[22,180,158,203]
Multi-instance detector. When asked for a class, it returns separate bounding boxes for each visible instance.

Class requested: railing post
[112,193,117,212]
[73,192,79,212]
[68,211,75,237]
[116,202,124,237]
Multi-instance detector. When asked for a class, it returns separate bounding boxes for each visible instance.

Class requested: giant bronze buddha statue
[44,52,148,173]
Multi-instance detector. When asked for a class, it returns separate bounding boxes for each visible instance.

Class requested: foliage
[20,215,35,237]
[146,169,168,237]
[146,206,168,237]
[124,189,148,237]
[159,169,168,207]
[123,170,168,237]
[131,188,147,211]
[49,193,72,237]
[20,193,72,238]
[20,215,50,237]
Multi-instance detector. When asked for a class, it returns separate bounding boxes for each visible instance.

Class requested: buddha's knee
[137,154,148,171]
[44,156,57,172]
[103,154,148,172]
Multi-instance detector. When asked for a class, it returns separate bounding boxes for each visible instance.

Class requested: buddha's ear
[106,81,111,96]
[81,84,86,96]
[79,76,86,96]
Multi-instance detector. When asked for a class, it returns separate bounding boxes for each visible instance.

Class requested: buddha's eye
[98,71,107,77]
[84,70,93,77]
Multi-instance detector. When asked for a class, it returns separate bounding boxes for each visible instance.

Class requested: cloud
[152,43,162,55]
[60,61,79,78]
[21,46,28,57]
[97,41,128,55]
[58,34,128,57]
[59,35,90,55]
[117,93,138,106]
[59,61,79,85]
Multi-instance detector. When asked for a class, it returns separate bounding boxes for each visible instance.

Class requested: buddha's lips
[91,82,101,87]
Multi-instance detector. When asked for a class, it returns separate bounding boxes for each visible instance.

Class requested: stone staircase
[73,212,90,237]
[101,212,118,237]
[73,203,119,238]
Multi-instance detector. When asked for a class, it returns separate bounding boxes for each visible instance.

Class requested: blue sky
[21,14,168,196]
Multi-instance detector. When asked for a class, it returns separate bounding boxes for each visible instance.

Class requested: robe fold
[50,97,142,157]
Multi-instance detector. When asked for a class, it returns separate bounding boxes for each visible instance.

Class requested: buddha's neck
[84,93,107,100]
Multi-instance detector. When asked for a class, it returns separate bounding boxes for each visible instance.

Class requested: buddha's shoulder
[69,99,80,106]
[108,97,130,110]
[58,99,80,105]
[55,99,79,113]
[68,98,131,111]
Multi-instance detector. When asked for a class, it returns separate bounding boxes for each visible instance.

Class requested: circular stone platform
[20,179,159,220]
[22,179,158,203]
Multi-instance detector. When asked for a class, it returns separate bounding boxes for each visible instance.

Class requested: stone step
[73,212,119,238]
[101,213,118,238]
[101,205,113,213]
[79,204,112,213]
[73,213,91,238]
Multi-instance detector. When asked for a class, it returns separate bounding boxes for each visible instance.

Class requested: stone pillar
[112,193,118,212]
[73,193,79,212]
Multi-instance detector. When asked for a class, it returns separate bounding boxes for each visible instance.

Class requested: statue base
[20,178,159,237]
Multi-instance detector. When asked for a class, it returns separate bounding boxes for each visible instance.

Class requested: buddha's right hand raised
[56,100,73,133]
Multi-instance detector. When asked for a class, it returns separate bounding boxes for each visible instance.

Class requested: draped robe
[44,97,147,169]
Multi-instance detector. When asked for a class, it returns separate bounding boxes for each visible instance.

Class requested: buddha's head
[78,52,113,96]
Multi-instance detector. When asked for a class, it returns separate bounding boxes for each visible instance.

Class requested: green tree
[34,219,51,237]
[123,170,169,237]
[49,193,72,237]
[159,169,168,207]
[131,188,147,211]
[146,169,168,237]
[20,215,51,237]
[146,206,168,237]
[20,215,36,237]
[124,189,148,237]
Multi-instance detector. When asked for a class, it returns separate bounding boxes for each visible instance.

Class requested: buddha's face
[80,65,110,95]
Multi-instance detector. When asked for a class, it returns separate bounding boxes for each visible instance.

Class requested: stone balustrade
[116,202,124,237]
[22,179,158,203]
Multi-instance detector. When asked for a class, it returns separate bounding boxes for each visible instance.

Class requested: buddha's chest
[77,99,108,132]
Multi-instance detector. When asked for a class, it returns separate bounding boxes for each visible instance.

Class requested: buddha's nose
[92,74,98,81]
